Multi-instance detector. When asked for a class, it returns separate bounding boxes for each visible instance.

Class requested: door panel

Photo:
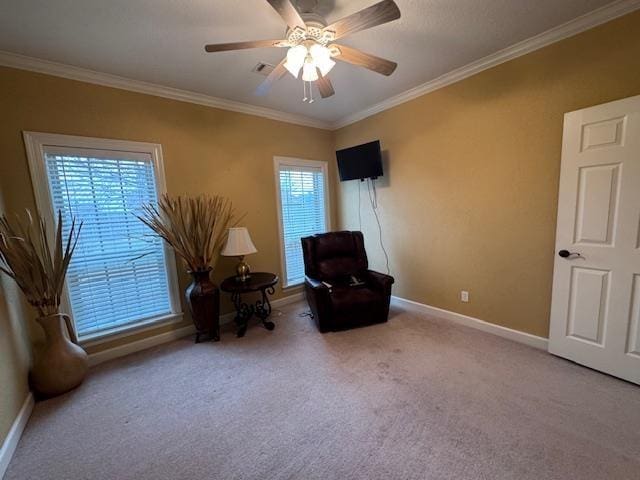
[549,94,640,385]
[574,164,620,245]
[567,267,609,345]
[580,116,626,152]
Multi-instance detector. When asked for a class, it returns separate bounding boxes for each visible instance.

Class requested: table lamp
[221,227,257,282]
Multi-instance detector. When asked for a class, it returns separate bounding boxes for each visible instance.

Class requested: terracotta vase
[185,269,220,343]
[30,313,89,398]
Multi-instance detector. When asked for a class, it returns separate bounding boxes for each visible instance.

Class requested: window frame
[273,156,331,289]
[23,131,183,343]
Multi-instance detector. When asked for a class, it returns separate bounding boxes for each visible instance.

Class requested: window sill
[282,280,304,291]
[79,312,184,348]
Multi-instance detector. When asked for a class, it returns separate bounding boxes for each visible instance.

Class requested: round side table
[220,272,279,337]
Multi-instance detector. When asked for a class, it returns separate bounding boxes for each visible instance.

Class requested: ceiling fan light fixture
[203,0,401,99]
[284,44,307,78]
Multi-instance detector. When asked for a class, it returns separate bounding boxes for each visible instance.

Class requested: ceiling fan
[204,0,401,102]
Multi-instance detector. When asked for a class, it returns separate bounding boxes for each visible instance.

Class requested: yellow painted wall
[0,278,32,445]
[334,11,640,337]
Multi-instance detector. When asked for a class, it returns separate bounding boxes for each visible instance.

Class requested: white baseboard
[88,324,196,366]
[391,296,549,350]
[0,393,34,479]
[88,292,305,366]
[271,291,305,308]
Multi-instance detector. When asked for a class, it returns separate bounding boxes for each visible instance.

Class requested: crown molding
[0,50,332,130]
[332,0,640,130]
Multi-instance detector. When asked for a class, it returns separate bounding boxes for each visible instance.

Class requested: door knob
[559,249,583,259]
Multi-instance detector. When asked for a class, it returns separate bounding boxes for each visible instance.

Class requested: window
[274,157,330,287]
[24,132,181,340]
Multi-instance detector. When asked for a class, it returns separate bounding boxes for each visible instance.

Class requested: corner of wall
[0,185,33,456]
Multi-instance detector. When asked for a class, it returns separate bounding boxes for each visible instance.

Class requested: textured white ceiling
[0,0,618,123]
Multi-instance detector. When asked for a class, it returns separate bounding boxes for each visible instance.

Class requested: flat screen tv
[336,140,383,181]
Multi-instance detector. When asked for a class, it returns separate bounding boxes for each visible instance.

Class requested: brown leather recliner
[301,231,394,332]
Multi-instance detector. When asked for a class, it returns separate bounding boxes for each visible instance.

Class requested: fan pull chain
[302,81,314,103]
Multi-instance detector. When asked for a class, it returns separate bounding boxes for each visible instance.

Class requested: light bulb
[284,45,307,78]
[309,44,336,77]
[302,61,319,82]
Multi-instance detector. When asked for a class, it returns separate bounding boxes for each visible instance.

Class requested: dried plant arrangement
[0,209,89,397]
[0,210,81,317]
[138,194,240,272]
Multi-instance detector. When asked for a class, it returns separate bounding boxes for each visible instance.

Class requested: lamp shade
[221,227,257,257]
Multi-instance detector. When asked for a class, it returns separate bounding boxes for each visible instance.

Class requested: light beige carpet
[6,301,640,479]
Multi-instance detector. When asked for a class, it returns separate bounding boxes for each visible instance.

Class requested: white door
[549,94,640,385]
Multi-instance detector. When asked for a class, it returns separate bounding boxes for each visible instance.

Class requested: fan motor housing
[286,13,332,46]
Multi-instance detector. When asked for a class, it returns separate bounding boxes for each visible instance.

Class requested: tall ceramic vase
[185,269,220,343]
[30,313,89,398]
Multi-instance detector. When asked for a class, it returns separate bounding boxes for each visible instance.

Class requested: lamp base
[236,257,251,282]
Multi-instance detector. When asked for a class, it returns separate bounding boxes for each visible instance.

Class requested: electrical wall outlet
[461,290,469,303]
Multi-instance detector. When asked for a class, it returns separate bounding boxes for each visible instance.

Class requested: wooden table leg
[231,292,253,337]
[255,286,276,331]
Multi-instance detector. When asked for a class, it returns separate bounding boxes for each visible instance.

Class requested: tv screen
[336,140,383,181]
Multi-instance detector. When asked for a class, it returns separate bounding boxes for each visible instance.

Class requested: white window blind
[277,160,328,287]
[44,147,174,337]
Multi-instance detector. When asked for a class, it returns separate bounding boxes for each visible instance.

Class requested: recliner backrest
[301,231,368,281]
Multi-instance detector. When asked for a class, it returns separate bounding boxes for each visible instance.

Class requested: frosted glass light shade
[310,44,335,77]
[284,45,307,78]
[302,61,319,82]
[221,227,257,257]
[316,58,335,77]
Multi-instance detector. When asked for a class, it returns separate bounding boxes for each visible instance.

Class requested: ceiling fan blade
[255,58,288,96]
[205,39,286,53]
[323,0,400,40]
[332,44,397,76]
[316,70,335,98]
[266,0,306,31]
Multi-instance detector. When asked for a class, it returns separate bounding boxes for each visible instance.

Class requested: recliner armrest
[305,276,331,292]
[304,276,333,332]
[366,270,394,293]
